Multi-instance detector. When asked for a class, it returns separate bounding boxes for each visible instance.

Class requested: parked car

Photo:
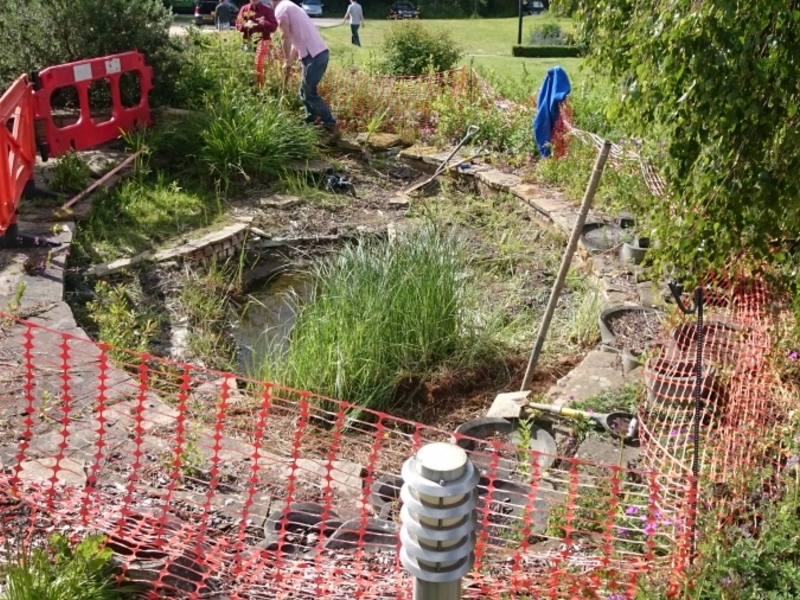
[194,0,242,27]
[388,1,419,19]
[301,0,323,17]
[526,0,545,14]
[165,0,196,15]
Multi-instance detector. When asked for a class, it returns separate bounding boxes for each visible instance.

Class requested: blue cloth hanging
[532,66,572,158]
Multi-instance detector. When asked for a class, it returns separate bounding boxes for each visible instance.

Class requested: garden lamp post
[517,0,523,45]
[399,442,479,600]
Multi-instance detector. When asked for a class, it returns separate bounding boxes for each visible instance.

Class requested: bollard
[399,442,479,600]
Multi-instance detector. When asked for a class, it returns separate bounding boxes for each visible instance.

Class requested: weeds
[0,533,140,600]
[179,260,240,371]
[50,151,91,194]
[254,222,504,414]
[74,175,226,263]
[86,280,160,367]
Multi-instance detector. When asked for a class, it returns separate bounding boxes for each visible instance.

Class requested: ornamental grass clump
[255,223,503,414]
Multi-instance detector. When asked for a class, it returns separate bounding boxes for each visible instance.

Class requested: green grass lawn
[318,16,586,95]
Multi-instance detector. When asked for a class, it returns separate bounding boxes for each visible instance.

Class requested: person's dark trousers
[300,50,336,127]
[350,24,361,46]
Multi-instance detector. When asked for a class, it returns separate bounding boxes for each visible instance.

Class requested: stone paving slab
[574,434,640,468]
[544,350,627,408]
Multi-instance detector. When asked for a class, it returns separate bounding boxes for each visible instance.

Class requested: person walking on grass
[342,0,364,47]
[214,0,236,31]
[272,0,340,141]
[236,0,278,47]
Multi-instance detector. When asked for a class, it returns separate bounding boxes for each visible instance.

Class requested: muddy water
[235,272,313,373]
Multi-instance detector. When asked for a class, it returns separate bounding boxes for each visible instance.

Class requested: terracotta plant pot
[644,357,725,414]
[671,321,742,366]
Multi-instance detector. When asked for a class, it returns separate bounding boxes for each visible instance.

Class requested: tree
[580,1,800,281]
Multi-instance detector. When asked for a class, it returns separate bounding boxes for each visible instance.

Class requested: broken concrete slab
[18,456,87,487]
[545,350,627,407]
[486,390,532,420]
[281,458,366,497]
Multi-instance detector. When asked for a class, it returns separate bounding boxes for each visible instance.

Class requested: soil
[607,310,661,353]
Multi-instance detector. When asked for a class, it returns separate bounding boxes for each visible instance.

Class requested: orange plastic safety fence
[0,316,690,599]
[638,274,797,550]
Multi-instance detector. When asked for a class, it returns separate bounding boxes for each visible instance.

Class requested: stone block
[574,433,640,467]
[549,209,580,234]
[545,350,626,407]
[511,185,570,216]
[106,396,180,431]
[486,391,532,419]
[356,132,404,151]
[281,458,366,497]
[475,169,521,192]
[19,456,87,487]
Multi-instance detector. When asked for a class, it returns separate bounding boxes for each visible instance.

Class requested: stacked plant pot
[641,317,736,461]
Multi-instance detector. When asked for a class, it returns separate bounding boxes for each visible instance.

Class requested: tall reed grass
[253,223,504,414]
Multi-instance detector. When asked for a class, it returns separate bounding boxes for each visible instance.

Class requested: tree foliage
[580,1,800,280]
[0,0,179,104]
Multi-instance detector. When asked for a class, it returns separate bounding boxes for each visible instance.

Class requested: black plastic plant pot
[598,305,662,346]
[580,221,624,254]
[368,474,403,517]
[619,237,650,265]
[621,347,643,375]
[322,517,398,552]
[262,502,339,553]
[451,417,557,476]
[479,479,555,544]
[618,212,636,230]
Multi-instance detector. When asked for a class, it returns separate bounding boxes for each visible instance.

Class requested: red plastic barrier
[0,74,36,235]
[32,51,153,159]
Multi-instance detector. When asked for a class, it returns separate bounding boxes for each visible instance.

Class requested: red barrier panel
[32,51,153,159]
[0,74,36,235]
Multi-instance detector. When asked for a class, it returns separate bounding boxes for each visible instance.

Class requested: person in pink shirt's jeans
[273,0,339,140]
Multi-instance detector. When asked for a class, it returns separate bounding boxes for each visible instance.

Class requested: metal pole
[520,140,612,392]
[517,0,523,45]
[399,443,479,600]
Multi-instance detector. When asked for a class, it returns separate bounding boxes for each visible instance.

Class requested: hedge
[511,45,583,58]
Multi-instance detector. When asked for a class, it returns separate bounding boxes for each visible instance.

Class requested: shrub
[529,23,567,45]
[511,45,582,58]
[376,22,462,76]
[254,223,503,414]
[0,0,179,106]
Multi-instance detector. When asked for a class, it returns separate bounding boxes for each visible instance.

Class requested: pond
[235,272,313,375]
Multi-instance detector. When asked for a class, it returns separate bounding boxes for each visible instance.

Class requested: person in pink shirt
[273,0,339,140]
[236,0,278,45]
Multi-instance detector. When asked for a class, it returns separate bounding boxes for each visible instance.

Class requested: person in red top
[236,0,278,44]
